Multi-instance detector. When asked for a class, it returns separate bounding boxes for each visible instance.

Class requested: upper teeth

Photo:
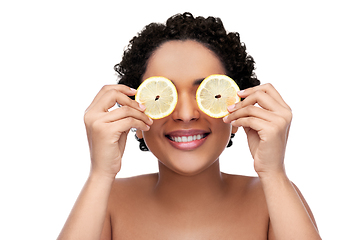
[170,134,205,143]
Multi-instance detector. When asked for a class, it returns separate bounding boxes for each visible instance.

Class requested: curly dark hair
[114,12,260,91]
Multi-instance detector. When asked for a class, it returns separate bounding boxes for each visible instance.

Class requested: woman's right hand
[84,85,153,179]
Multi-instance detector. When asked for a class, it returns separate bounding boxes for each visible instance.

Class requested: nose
[172,92,200,122]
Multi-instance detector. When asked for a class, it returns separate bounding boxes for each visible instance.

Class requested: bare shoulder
[222,173,264,195]
[108,173,158,207]
[222,173,268,213]
[111,173,158,194]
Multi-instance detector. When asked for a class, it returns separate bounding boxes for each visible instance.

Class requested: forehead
[142,40,226,84]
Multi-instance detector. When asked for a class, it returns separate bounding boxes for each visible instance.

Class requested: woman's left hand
[223,83,292,177]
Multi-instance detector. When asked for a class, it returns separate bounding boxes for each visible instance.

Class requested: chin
[158,154,220,177]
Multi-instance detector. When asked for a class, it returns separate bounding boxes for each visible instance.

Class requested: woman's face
[140,40,237,176]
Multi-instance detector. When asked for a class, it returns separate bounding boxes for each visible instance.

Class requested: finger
[238,83,291,110]
[224,105,275,124]
[101,106,153,126]
[230,116,271,133]
[93,87,143,113]
[86,85,137,112]
[110,117,151,132]
[233,90,286,113]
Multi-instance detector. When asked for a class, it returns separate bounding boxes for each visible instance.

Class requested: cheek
[142,122,164,152]
[211,120,233,148]
[211,118,232,135]
[218,124,233,147]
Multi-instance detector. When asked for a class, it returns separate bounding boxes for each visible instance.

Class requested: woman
[58,12,321,239]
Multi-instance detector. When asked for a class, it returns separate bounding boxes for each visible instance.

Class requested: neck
[154,159,227,209]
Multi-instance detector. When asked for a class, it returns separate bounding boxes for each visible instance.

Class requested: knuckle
[91,119,103,131]
[277,117,287,127]
[84,111,94,126]
[280,109,292,124]
[88,119,105,137]
[117,92,134,107]
[121,117,133,125]
[253,90,264,98]
[287,104,292,112]
[101,85,112,92]
[124,95,134,106]
[124,117,144,130]
[105,87,123,101]
[264,83,274,89]
[269,126,279,136]
[119,105,132,115]
[286,110,293,122]
[243,117,253,125]
[267,123,280,135]
[244,105,255,115]
[272,117,289,136]
[107,88,119,97]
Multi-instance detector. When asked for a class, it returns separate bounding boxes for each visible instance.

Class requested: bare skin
[58,40,321,240]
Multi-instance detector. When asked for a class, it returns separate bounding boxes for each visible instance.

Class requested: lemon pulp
[135,76,178,119]
[196,75,240,118]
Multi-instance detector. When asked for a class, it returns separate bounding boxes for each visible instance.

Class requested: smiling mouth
[164,130,210,150]
[166,133,209,143]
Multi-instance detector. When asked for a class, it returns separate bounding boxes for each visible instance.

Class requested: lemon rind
[135,76,178,119]
[196,74,240,118]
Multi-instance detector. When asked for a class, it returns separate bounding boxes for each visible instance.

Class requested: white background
[1,0,359,239]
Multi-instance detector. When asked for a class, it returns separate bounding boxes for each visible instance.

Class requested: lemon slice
[196,74,240,118]
[135,76,178,119]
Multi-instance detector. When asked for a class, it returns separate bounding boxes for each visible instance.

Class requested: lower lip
[167,135,208,151]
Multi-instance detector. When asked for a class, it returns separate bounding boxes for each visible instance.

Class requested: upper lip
[165,129,210,137]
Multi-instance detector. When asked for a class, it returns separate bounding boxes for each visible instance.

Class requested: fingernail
[238,90,245,95]
[223,116,229,122]
[227,104,236,112]
[130,87,137,92]
[139,104,146,111]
